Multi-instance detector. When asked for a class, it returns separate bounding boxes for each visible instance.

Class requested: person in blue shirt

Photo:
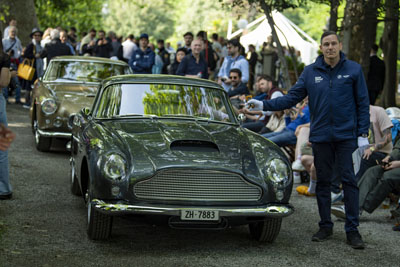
[176,38,208,79]
[217,38,249,92]
[129,33,155,74]
[247,31,370,249]
[262,104,310,146]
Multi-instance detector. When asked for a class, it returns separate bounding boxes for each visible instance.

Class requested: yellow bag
[17,59,36,81]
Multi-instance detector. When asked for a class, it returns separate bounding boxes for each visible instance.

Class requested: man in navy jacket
[129,33,155,74]
[247,31,370,249]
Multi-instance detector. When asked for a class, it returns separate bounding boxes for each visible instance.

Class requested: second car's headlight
[265,158,289,185]
[103,154,126,181]
[41,99,57,115]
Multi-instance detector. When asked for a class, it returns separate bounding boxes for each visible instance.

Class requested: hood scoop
[170,140,220,153]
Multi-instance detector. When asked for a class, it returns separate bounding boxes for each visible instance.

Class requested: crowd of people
[1,18,399,248]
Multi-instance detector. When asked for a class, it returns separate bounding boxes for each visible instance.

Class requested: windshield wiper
[160,114,211,121]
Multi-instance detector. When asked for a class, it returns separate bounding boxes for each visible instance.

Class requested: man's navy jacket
[262,52,370,143]
[129,47,155,74]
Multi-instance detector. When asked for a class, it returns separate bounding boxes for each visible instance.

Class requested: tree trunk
[381,0,398,108]
[328,0,340,32]
[1,0,39,46]
[341,0,379,79]
[359,0,379,78]
[259,0,291,90]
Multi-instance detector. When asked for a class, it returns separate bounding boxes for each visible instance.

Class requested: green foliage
[0,3,10,23]
[34,0,104,32]
[103,0,175,41]
[228,0,304,11]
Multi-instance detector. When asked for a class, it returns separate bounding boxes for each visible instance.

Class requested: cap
[30,27,43,38]
[139,33,149,40]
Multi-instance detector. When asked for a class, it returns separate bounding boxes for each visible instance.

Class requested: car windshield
[44,61,130,82]
[95,83,236,123]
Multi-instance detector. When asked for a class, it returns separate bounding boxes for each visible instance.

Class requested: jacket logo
[315,76,323,83]
[337,75,342,79]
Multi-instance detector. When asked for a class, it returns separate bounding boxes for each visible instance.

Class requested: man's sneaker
[311,228,333,242]
[292,159,305,171]
[331,205,346,219]
[331,191,343,205]
[22,104,30,109]
[346,231,365,249]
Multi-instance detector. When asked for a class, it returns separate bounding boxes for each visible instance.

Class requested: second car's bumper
[91,199,294,218]
[37,128,71,138]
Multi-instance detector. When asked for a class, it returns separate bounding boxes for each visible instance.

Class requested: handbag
[17,58,35,81]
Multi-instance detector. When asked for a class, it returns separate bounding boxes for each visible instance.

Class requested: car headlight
[41,98,57,115]
[103,154,126,181]
[265,158,289,185]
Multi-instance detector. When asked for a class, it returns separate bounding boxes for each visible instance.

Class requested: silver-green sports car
[70,75,294,242]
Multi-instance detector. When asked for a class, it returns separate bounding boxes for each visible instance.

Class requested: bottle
[293,171,301,184]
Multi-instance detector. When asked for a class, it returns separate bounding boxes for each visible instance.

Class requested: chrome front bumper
[91,199,294,218]
[37,128,71,138]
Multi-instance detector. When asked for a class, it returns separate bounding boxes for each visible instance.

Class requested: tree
[34,0,104,34]
[341,0,381,77]
[103,0,175,41]
[1,0,39,46]
[228,0,305,90]
[381,0,399,108]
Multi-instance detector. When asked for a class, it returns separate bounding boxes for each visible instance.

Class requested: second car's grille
[133,169,262,202]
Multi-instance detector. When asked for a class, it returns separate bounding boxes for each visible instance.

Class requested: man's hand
[357,136,369,148]
[363,146,374,160]
[246,99,263,111]
[384,160,400,171]
[0,124,16,151]
[382,155,391,163]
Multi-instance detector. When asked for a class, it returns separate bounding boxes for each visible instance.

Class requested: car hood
[44,82,99,114]
[99,119,260,177]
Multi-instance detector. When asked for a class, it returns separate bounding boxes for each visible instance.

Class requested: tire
[249,218,282,243]
[86,186,113,240]
[70,160,82,196]
[33,119,52,152]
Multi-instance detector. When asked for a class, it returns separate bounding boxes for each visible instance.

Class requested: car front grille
[133,169,262,202]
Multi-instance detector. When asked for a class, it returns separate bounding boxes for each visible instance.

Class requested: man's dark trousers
[313,139,359,232]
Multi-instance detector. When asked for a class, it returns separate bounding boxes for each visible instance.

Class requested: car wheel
[33,119,52,152]
[70,159,82,196]
[249,218,282,243]
[86,186,113,240]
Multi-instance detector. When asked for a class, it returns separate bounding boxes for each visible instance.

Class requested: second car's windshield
[44,61,129,82]
[95,83,236,123]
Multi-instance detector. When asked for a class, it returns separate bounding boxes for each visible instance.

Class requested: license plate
[180,209,219,221]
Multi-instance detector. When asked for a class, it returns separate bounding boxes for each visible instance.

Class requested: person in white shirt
[122,34,138,63]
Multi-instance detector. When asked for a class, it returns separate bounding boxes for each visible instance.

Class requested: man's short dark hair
[98,30,105,35]
[128,34,134,39]
[212,33,218,41]
[157,39,164,44]
[70,27,77,32]
[227,38,241,47]
[320,31,340,44]
[259,74,277,86]
[90,28,96,33]
[183,32,193,38]
[229,68,242,78]
[196,30,207,40]
[371,44,379,52]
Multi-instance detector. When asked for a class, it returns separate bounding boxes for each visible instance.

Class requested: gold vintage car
[29,56,132,151]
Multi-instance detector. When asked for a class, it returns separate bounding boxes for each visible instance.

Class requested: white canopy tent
[228,11,319,65]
